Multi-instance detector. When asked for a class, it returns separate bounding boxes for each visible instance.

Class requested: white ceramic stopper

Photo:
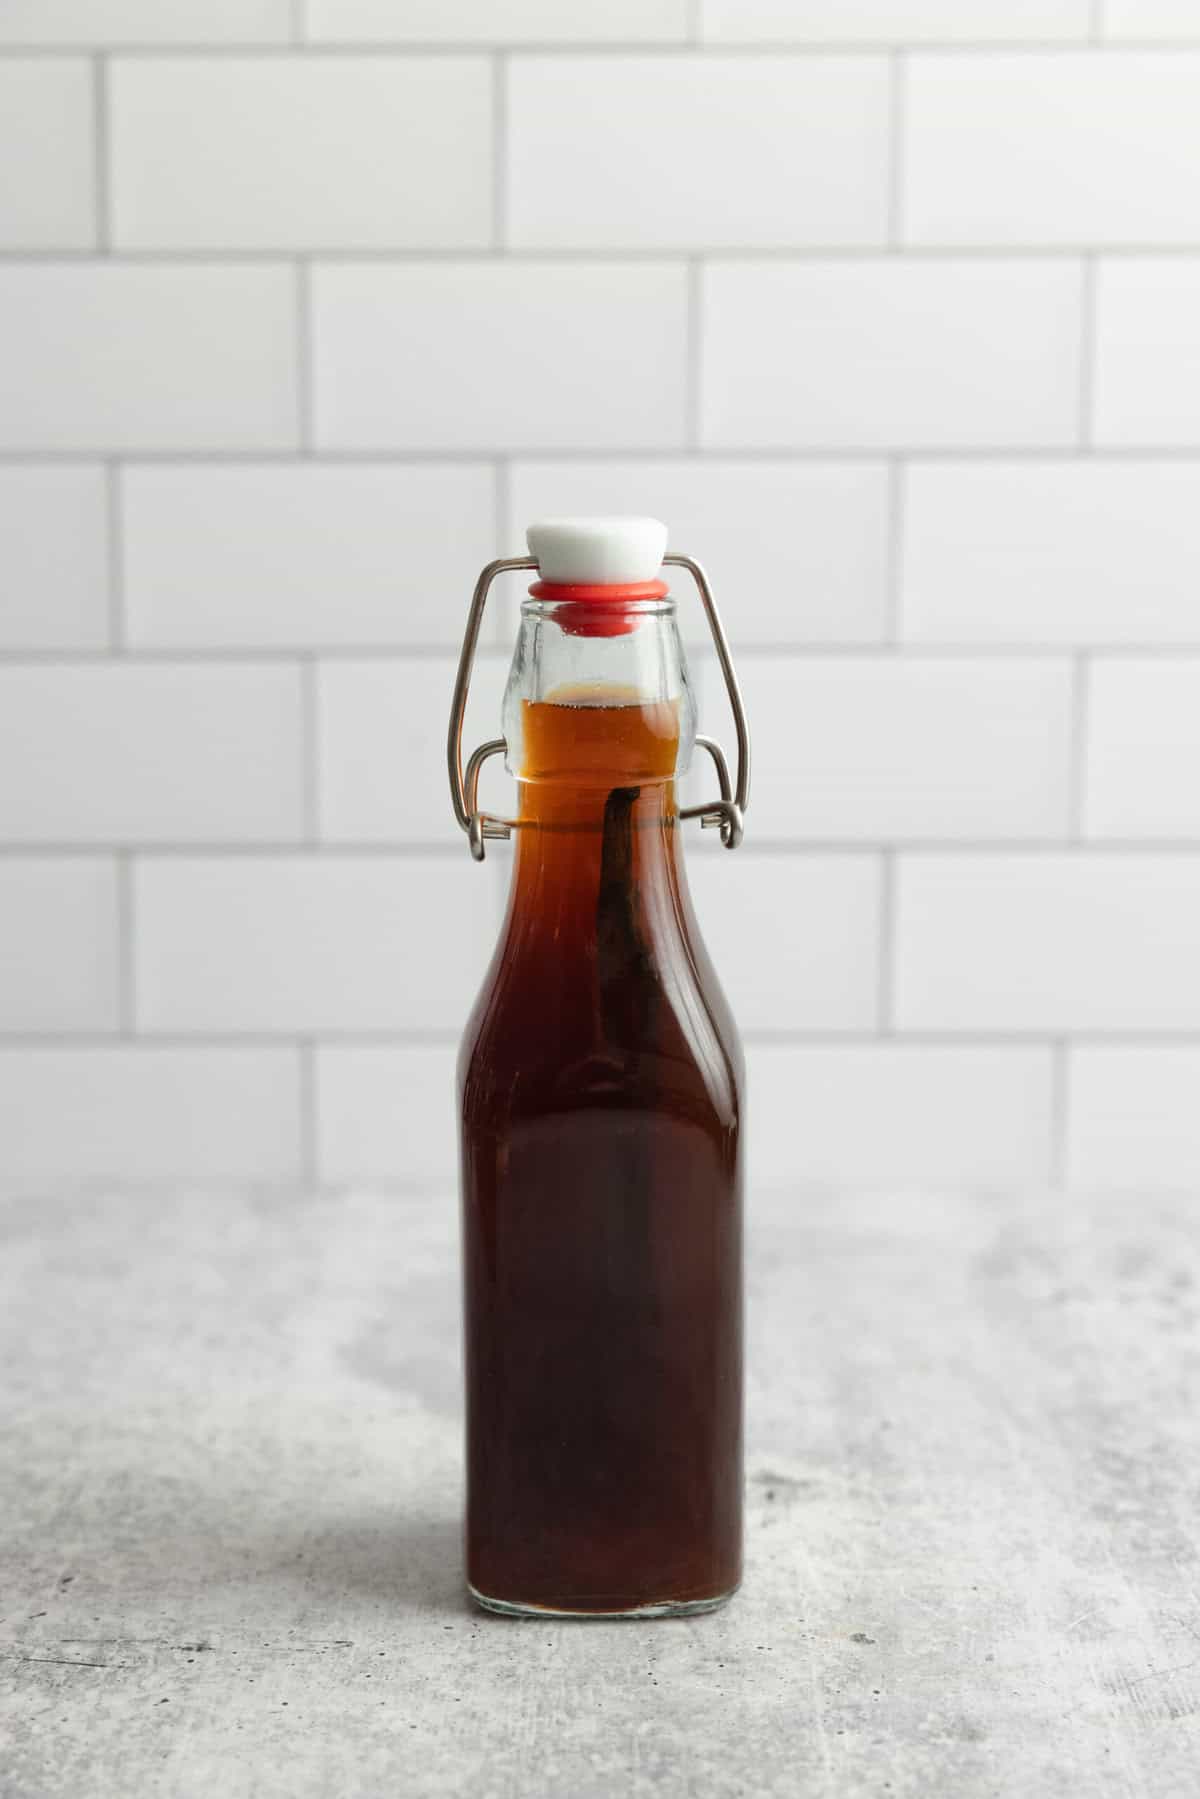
[526,516,668,585]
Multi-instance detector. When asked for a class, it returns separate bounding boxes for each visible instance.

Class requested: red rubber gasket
[528,577,668,637]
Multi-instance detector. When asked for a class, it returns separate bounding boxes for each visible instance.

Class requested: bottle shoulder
[459,896,741,1132]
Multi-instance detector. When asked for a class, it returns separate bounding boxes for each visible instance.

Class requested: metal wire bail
[665,553,751,849]
[447,551,750,861]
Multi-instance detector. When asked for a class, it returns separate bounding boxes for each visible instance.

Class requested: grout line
[4,641,1166,663]
[0,645,500,664]
[13,243,1200,263]
[876,850,895,1034]
[295,259,313,452]
[686,257,703,450]
[1069,653,1092,837]
[291,0,307,46]
[494,456,511,557]
[301,656,320,844]
[3,1172,1167,1196]
[491,53,508,251]
[887,52,906,249]
[1,645,1198,691]
[14,836,1200,856]
[104,461,125,649]
[884,458,904,644]
[1091,0,1107,42]
[299,1039,317,1185]
[1051,1040,1070,1186]
[7,837,1200,855]
[2,647,1200,676]
[687,0,703,46]
[91,55,111,252]
[0,41,1168,57]
[9,1028,1200,1049]
[1078,254,1098,449]
[117,853,135,1033]
[493,457,514,646]
[4,1171,1180,1197]
[12,444,1200,467]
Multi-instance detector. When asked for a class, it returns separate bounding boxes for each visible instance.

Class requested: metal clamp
[447,551,750,860]
[665,553,750,850]
[447,556,534,862]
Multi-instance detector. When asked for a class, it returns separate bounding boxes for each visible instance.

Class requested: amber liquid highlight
[459,692,744,1615]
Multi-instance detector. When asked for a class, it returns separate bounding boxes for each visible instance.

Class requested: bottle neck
[514,769,680,872]
[518,772,678,830]
[505,775,688,983]
[501,596,697,787]
[510,688,684,907]
[496,592,697,947]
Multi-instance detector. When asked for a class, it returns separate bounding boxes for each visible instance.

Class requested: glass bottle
[448,517,750,1618]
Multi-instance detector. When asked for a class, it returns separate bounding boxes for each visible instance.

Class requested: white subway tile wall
[312,262,689,450]
[0,1048,302,1181]
[746,1044,1056,1186]
[701,260,1083,449]
[904,55,1200,246]
[0,860,119,1033]
[1068,1048,1200,1186]
[134,856,504,1034]
[1,18,1197,1186]
[686,855,882,1032]
[110,58,494,250]
[901,462,1200,644]
[712,657,1072,841]
[1084,660,1200,839]
[122,463,499,648]
[507,56,890,250]
[0,664,304,843]
[0,468,109,649]
[315,1043,460,1184]
[317,653,509,844]
[895,856,1200,1032]
[700,2,1093,41]
[305,0,692,43]
[0,61,95,250]
[0,3,293,46]
[1103,1,1200,38]
[0,265,298,451]
[1093,261,1200,446]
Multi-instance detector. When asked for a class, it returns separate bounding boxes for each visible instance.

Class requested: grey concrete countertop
[2,1185,1198,1798]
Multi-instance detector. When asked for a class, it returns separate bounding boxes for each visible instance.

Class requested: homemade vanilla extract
[450,519,749,1617]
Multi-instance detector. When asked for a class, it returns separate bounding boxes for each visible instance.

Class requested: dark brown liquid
[459,692,743,1614]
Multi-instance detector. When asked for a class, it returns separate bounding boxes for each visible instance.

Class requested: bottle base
[467,1581,738,1621]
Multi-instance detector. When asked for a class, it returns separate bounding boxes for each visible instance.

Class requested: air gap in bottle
[448,517,750,1618]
